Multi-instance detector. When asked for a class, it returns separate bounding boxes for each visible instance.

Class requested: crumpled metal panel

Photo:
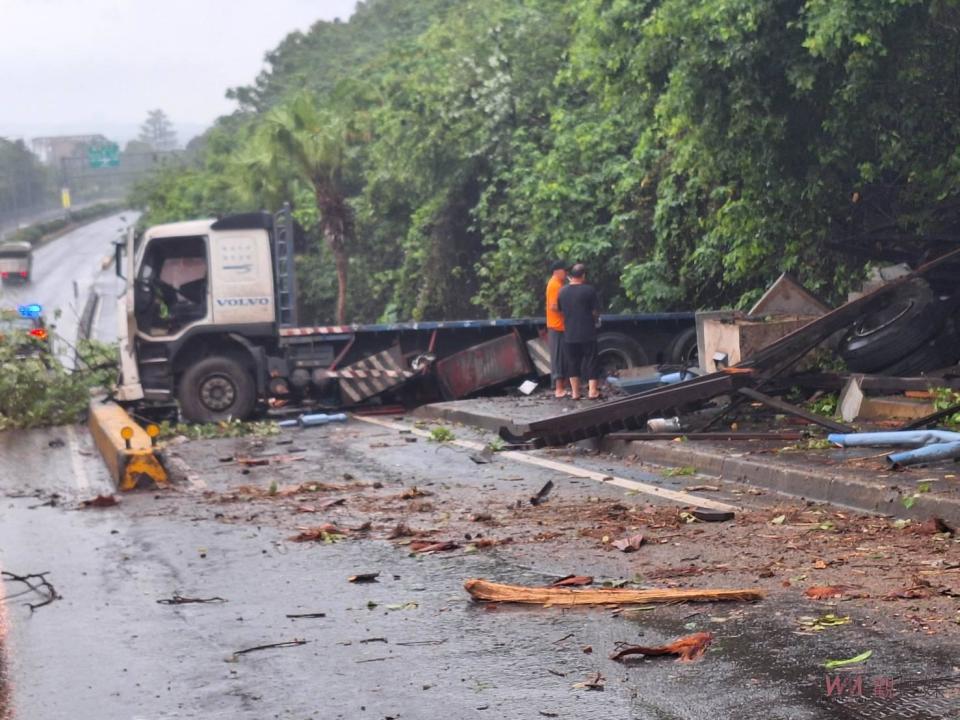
[435,332,533,399]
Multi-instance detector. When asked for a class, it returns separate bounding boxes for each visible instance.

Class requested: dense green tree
[131,0,960,324]
[0,139,51,223]
[138,109,178,151]
[240,93,366,324]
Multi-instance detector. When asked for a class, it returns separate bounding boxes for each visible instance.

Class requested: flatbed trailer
[114,207,696,422]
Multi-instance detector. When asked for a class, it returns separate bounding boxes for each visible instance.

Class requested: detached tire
[178,355,256,423]
[840,280,942,372]
[596,332,648,375]
[877,319,960,376]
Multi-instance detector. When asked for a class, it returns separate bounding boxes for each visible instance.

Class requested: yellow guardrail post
[87,400,168,490]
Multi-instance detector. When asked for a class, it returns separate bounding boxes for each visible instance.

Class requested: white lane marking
[65,425,91,494]
[352,415,739,512]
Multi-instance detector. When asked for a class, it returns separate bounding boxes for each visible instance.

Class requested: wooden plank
[899,402,960,430]
[737,387,854,433]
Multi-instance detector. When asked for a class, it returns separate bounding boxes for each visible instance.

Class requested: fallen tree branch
[286,612,326,619]
[2,571,60,611]
[157,594,227,605]
[611,632,714,663]
[463,578,764,605]
[230,639,308,659]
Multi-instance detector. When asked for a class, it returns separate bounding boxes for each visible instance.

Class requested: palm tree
[244,93,359,324]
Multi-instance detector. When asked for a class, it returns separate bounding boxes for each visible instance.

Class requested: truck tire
[178,356,256,423]
[840,279,942,372]
[876,318,960,377]
[596,332,648,375]
[667,327,699,367]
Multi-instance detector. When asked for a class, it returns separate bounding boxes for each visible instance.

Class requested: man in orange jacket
[545,260,568,398]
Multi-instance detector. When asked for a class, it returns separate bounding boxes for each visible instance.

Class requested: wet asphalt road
[1,420,959,719]
[0,211,135,359]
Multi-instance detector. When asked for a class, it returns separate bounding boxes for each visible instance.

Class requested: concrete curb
[411,404,508,434]
[599,437,960,525]
[416,401,960,525]
[77,288,99,342]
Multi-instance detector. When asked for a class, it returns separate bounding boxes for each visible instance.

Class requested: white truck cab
[115,211,289,420]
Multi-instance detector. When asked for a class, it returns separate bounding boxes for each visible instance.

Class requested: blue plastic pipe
[278,412,348,428]
[827,430,960,448]
[887,441,960,468]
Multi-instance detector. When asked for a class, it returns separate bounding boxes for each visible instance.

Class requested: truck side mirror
[114,242,125,279]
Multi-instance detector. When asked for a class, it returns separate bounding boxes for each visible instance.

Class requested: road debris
[410,540,458,554]
[530,480,554,506]
[228,639,309,661]
[805,585,851,600]
[463,578,764,605]
[823,649,872,669]
[797,613,850,631]
[610,632,714,663]
[400,486,433,499]
[289,524,350,542]
[691,508,735,522]
[2,571,60,612]
[611,534,645,552]
[572,671,604,690]
[550,575,593,587]
[81,494,118,508]
[156,594,227,605]
[469,447,494,464]
[387,522,430,539]
[286,612,326,619]
[349,572,380,583]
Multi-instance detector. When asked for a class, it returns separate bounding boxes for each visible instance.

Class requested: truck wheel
[840,279,942,372]
[667,327,699,367]
[876,318,960,376]
[178,356,256,423]
[596,333,648,376]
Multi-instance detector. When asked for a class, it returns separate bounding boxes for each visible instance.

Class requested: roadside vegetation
[131,0,960,324]
[0,335,117,430]
[5,201,126,247]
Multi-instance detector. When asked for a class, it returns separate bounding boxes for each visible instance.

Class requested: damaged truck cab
[116,208,696,423]
[116,212,279,421]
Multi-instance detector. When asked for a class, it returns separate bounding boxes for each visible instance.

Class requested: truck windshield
[135,235,208,336]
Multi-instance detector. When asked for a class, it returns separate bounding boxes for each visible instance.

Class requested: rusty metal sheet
[435,332,533,399]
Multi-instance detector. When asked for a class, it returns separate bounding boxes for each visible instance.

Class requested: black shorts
[563,340,599,380]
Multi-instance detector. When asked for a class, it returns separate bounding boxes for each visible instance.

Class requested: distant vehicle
[0,304,49,358]
[0,241,33,283]
[114,208,697,423]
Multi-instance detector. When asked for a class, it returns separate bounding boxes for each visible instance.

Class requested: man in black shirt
[557,263,601,400]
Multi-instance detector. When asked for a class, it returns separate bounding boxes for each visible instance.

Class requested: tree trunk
[333,244,348,325]
[315,186,351,324]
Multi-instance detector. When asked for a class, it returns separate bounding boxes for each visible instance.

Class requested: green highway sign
[87,142,120,168]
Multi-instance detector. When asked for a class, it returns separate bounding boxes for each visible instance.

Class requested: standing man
[557,263,601,400]
[545,260,568,398]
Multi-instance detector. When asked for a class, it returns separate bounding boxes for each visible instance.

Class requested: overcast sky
[1,0,358,144]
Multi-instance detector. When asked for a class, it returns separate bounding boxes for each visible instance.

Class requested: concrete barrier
[87,400,167,490]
